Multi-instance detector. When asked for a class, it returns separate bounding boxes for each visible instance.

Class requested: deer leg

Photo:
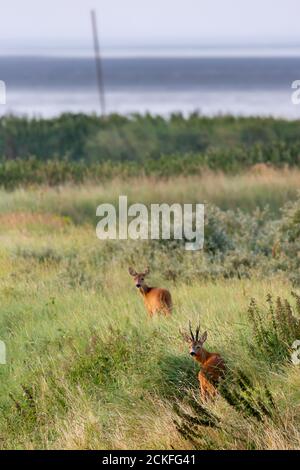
[162,304,171,316]
[199,373,216,401]
[160,297,172,316]
[147,307,154,318]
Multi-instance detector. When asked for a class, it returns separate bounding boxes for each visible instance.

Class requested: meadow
[0,167,300,449]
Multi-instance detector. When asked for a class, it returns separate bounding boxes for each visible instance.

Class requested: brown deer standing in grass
[128,266,172,317]
[181,322,226,400]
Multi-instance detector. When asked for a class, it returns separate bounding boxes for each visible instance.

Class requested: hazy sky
[1,0,299,50]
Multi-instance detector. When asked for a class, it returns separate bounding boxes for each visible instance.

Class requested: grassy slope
[0,170,300,449]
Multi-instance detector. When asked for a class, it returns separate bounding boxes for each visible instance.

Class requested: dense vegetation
[0,114,300,449]
[1,113,300,187]
[0,169,300,449]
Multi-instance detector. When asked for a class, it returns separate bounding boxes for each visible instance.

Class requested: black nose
[136,284,141,288]
[190,352,196,356]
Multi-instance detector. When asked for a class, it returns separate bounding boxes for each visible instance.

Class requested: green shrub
[174,370,278,450]
[1,114,300,179]
[247,293,300,362]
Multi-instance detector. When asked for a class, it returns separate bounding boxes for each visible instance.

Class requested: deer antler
[189,321,195,341]
[195,323,201,341]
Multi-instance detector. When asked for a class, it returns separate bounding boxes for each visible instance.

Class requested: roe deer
[181,322,225,400]
[128,266,172,317]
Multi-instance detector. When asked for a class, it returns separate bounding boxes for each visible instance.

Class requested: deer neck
[139,284,151,296]
[195,348,211,365]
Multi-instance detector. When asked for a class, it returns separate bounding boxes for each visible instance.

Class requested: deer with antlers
[181,322,226,400]
[128,266,172,317]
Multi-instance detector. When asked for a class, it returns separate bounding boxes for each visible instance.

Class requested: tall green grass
[0,250,299,448]
[0,168,299,216]
[0,172,300,449]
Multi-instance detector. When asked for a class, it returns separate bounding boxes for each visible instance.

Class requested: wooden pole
[91,9,106,116]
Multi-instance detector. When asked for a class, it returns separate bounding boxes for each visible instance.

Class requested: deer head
[128,266,150,288]
[180,321,208,357]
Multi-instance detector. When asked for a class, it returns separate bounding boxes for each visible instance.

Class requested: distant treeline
[1,113,300,187]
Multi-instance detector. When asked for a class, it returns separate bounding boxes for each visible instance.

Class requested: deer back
[143,287,172,314]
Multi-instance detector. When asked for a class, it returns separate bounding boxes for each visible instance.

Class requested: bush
[1,113,300,175]
[174,370,278,450]
[247,293,300,363]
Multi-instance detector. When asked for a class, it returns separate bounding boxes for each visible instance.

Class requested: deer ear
[144,266,150,276]
[128,267,137,277]
[200,331,208,344]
